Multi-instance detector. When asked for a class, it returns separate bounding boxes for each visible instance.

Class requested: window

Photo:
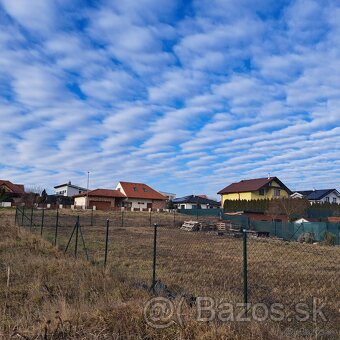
[274,189,280,197]
[325,197,330,202]
[133,187,137,191]
[259,189,265,196]
[333,198,337,203]
[143,188,147,192]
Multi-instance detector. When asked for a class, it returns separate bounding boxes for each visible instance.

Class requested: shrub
[297,232,315,244]
[322,231,336,246]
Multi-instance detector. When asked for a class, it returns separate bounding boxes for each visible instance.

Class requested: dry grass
[1,208,339,339]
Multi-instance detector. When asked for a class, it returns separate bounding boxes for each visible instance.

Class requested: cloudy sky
[0,0,339,198]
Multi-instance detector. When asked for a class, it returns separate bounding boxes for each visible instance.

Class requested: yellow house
[217,177,291,207]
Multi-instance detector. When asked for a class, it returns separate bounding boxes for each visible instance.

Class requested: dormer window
[143,188,147,192]
[133,187,137,191]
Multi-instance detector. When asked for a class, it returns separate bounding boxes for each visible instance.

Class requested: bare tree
[26,185,45,195]
[267,198,310,222]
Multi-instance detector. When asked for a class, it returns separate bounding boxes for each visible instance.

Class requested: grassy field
[1,208,339,339]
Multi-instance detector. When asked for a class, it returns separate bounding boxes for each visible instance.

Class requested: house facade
[291,189,340,204]
[217,177,291,207]
[54,181,87,197]
[159,191,176,201]
[116,181,166,211]
[0,180,25,205]
[74,189,125,210]
[173,195,220,209]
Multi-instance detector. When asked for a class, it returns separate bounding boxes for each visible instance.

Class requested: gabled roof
[173,195,220,206]
[217,177,291,195]
[293,189,339,200]
[0,180,25,194]
[118,182,166,200]
[73,189,126,198]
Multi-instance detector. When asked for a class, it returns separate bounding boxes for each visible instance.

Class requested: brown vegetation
[1,208,339,339]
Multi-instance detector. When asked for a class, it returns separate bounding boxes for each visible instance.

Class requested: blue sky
[0,0,339,198]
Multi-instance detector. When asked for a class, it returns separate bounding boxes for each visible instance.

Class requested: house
[217,177,291,208]
[0,180,25,205]
[291,189,340,204]
[73,189,126,210]
[159,191,176,201]
[54,181,87,197]
[294,217,319,224]
[172,195,220,209]
[115,181,166,211]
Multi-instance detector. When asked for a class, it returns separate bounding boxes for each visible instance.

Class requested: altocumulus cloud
[0,0,339,196]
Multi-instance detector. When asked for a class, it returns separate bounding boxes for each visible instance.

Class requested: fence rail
[14,207,340,336]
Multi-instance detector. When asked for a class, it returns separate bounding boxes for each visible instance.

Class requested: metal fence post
[104,219,109,267]
[74,216,79,258]
[40,208,45,236]
[54,208,59,246]
[243,229,248,315]
[151,223,158,291]
[15,207,18,225]
[30,207,34,230]
[21,206,25,226]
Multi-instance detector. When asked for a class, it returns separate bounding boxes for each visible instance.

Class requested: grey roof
[173,195,220,206]
[294,189,339,200]
[54,183,87,191]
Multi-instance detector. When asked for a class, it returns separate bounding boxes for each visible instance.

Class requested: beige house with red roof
[73,189,126,210]
[116,181,166,211]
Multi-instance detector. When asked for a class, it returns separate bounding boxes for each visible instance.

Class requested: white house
[172,195,220,209]
[159,191,176,201]
[291,189,340,204]
[54,181,87,197]
[115,181,166,211]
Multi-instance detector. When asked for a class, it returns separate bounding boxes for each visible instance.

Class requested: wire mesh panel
[155,222,244,303]
[247,235,340,336]
[105,217,154,285]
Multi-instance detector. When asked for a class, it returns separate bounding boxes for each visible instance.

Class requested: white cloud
[0,0,339,197]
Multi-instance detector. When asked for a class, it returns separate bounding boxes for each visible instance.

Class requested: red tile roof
[0,180,25,194]
[73,189,126,198]
[217,177,291,195]
[118,182,166,200]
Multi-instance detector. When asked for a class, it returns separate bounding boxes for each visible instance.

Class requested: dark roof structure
[294,189,340,200]
[173,195,220,206]
[217,177,291,195]
[54,181,87,191]
[73,189,126,198]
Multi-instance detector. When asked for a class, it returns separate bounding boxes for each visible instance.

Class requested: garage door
[89,201,111,210]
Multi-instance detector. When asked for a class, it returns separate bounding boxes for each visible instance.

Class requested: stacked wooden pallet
[199,222,217,232]
[180,220,201,232]
[216,222,227,232]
